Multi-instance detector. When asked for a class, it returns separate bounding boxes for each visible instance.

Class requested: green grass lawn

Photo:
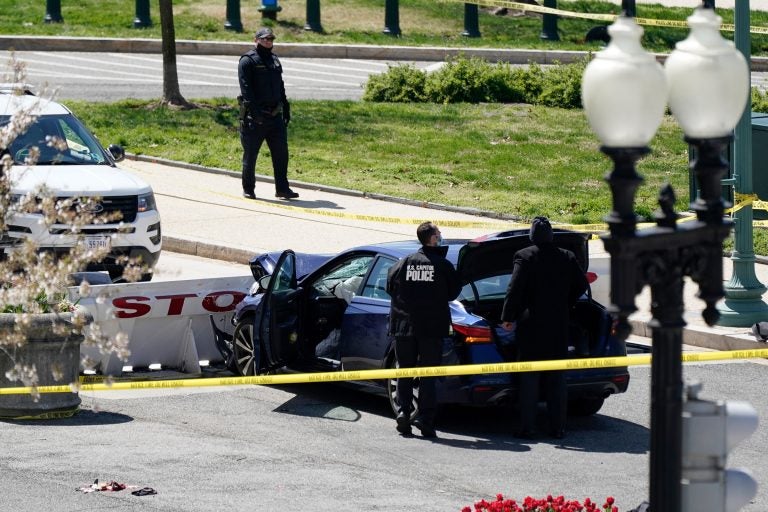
[70,98,765,251]
[4,0,768,55]
[70,98,689,225]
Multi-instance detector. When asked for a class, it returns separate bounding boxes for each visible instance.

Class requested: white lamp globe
[582,15,667,147]
[665,6,749,139]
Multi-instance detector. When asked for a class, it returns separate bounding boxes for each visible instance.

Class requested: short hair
[417,222,437,245]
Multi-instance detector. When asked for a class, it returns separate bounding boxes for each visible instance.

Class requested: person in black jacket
[386,222,462,438]
[500,216,588,440]
[238,27,298,200]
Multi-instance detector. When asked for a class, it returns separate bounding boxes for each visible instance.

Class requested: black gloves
[283,102,291,126]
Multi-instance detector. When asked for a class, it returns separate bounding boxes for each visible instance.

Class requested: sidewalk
[121,155,768,355]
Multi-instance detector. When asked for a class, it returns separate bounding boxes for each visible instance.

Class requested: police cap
[255,27,275,40]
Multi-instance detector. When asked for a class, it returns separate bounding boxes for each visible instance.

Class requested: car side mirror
[259,275,271,291]
[108,144,125,162]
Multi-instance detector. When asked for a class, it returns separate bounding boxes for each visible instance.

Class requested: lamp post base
[717,293,768,327]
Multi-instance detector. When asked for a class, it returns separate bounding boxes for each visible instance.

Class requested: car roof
[0,93,70,116]
[255,229,590,285]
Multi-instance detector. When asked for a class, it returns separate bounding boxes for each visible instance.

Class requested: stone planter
[0,312,90,420]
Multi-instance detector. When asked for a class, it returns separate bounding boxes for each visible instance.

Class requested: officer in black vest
[238,27,298,200]
[501,216,588,440]
[386,222,462,438]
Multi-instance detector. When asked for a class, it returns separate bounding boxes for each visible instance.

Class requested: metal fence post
[540,0,559,41]
[44,0,63,23]
[225,0,243,32]
[134,0,152,28]
[462,3,481,38]
[383,0,401,36]
[305,0,323,32]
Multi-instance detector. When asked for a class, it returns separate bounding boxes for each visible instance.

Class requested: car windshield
[0,114,109,165]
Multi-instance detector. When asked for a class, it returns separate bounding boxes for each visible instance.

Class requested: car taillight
[452,324,492,344]
[586,271,598,284]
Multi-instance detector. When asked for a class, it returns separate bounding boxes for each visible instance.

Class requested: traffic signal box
[681,382,759,512]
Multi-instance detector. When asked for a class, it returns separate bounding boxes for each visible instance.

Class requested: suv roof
[0,93,69,116]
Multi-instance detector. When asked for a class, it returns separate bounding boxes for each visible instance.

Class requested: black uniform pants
[518,370,567,433]
[240,115,289,194]
[394,335,442,425]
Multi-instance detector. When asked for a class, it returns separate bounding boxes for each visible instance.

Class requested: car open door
[259,250,302,367]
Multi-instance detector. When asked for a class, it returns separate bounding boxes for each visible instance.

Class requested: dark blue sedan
[228,229,629,417]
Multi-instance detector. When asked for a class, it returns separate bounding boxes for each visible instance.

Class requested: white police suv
[0,88,161,281]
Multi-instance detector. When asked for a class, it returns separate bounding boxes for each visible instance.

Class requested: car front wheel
[232,317,261,376]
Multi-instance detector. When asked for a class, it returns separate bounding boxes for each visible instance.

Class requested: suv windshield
[0,114,109,165]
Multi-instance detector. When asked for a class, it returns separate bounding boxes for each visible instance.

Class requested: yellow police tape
[1,348,766,396]
[444,0,768,35]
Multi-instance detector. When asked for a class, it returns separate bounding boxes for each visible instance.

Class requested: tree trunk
[159,0,195,109]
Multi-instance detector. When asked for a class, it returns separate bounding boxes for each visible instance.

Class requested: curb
[3,35,768,70]
[162,236,254,265]
[629,318,766,352]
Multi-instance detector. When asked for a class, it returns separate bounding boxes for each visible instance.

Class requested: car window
[3,114,108,165]
[312,254,374,297]
[360,256,396,300]
[460,274,511,302]
[274,253,296,292]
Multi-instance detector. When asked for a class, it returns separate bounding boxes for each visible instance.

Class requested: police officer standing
[500,216,588,440]
[238,27,298,200]
[386,222,462,438]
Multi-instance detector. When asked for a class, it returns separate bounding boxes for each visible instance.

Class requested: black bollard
[383,0,401,36]
[305,0,323,32]
[44,0,63,23]
[540,0,559,41]
[225,0,243,32]
[134,0,152,28]
[462,3,481,38]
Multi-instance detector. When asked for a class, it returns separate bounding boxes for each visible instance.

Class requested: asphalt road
[4,50,767,103]
[1,50,440,102]
[0,355,766,511]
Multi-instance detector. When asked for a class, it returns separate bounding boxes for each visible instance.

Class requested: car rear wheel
[568,397,605,416]
[386,355,420,419]
[233,317,261,376]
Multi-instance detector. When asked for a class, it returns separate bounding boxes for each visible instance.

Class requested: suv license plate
[84,236,111,251]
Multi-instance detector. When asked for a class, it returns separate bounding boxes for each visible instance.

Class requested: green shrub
[363,57,768,113]
[424,56,496,103]
[362,64,427,103]
[753,87,768,114]
[513,63,545,104]
[537,59,587,109]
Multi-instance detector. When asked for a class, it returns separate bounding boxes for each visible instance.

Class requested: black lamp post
[582,2,749,511]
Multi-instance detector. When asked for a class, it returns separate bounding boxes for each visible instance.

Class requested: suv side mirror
[108,144,125,162]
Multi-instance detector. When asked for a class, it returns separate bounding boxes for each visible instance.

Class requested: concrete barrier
[70,275,253,376]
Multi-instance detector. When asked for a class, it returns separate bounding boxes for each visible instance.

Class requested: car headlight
[137,192,157,213]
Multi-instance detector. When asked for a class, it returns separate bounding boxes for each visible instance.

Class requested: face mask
[436,235,446,246]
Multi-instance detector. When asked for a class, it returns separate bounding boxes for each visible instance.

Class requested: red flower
[463,495,618,512]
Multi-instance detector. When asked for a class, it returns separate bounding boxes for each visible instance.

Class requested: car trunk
[455,230,607,360]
